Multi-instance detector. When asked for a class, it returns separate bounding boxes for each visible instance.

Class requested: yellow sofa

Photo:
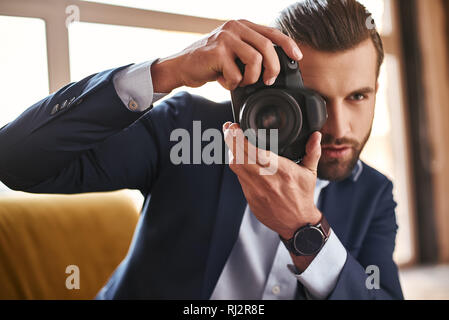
[0,190,140,299]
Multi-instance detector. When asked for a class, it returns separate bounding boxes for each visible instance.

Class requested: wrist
[279,207,322,240]
[150,56,184,93]
[279,210,330,273]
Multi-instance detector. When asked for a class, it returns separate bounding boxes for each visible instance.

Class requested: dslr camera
[230,46,327,163]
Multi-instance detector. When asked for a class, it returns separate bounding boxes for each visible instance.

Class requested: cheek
[349,105,374,139]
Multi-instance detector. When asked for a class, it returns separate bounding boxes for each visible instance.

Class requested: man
[0,0,403,299]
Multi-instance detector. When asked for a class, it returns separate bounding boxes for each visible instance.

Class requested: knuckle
[222,19,238,31]
[265,27,279,38]
[212,44,226,59]
[250,51,263,65]
[262,39,274,52]
[237,18,250,24]
[231,73,243,85]
[278,167,292,181]
[215,30,230,43]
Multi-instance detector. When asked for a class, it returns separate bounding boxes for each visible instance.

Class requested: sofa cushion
[0,190,139,299]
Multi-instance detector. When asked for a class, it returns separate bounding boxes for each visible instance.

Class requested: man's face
[299,39,379,181]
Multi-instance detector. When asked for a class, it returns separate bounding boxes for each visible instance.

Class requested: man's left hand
[222,122,323,240]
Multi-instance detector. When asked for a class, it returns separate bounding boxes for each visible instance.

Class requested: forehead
[298,38,378,96]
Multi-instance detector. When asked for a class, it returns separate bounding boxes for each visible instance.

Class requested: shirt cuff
[112,59,169,112]
[288,229,347,300]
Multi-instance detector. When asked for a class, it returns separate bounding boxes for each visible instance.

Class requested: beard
[317,127,372,182]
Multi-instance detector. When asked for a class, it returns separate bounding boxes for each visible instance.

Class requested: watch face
[294,226,325,255]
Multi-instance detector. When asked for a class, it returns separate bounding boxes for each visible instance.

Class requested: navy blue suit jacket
[0,66,404,299]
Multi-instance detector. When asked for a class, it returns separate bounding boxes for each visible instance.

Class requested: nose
[321,100,351,140]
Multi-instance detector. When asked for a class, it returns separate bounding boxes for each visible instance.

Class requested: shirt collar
[351,159,363,182]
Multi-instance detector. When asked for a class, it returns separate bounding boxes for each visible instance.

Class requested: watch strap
[280,215,331,256]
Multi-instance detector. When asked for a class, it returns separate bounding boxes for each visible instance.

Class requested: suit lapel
[319,180,354,245]
[201,165,247,299]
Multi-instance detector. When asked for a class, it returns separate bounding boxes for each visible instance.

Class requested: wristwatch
[279,215,331,256]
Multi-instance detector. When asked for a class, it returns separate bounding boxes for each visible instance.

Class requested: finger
[223,124,278,176]
[223,123,246,166]
[224,36,264,87]
[223,122,232,131]
[301,132,322,174]
[217,55,243,90]
[238,20,303,61]
[233,23,281,85]
[223,124,259,175]
[214,32,263,89]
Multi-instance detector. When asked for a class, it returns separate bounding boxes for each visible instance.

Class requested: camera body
[230,46,327,163]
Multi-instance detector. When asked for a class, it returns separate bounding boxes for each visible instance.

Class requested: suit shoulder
[188,92,234,128]
[359,161,394,191]
[151,91,232,127]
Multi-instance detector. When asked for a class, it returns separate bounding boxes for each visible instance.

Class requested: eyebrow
[315,87,375,101]
[349,87,375,96]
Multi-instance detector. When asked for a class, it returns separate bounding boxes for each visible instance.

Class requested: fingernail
[293,47,302,60]
[223,122,232,131]
[265,77,276,86]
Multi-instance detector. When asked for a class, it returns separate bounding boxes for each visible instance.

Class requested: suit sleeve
[327,181,404,300]
[0,65,163,195]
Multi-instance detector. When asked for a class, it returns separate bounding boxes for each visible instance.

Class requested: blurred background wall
[0,0,448,299]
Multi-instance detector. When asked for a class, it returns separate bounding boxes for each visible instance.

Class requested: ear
[375,81,380,94]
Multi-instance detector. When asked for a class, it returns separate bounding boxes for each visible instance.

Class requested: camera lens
[239,89,303,151]
[256,105,284,130]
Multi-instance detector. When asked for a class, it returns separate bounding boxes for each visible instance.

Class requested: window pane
[0,16,49,192]
[0,16,49,128]
[84,0,392,33]
[82,0,296,25]
[69,22,201,81]
[358,0,392,34]
[68,22,230,102]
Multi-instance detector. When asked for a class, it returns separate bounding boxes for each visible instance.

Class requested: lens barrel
[239,89,303,152]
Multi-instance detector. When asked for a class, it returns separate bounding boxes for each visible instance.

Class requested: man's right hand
[150,19,303,93]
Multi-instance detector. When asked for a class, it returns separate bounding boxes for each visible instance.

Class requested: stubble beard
[317,127,372,182]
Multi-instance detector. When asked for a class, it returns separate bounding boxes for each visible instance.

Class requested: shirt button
[128,99,138,111]
[60,99,68,110]
[272,285,281,295]
[50,104,60,115]
[67,97,76,106]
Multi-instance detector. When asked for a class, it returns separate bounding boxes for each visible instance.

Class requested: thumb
[301,132,322,174]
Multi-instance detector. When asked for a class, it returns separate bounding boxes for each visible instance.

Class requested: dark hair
[275,0,384,76]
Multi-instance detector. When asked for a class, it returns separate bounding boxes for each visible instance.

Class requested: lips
[321,145,351,158]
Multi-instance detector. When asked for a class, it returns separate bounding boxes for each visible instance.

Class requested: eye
[349,93,367,101]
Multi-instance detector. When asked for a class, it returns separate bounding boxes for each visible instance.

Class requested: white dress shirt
[112,61,349,300]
